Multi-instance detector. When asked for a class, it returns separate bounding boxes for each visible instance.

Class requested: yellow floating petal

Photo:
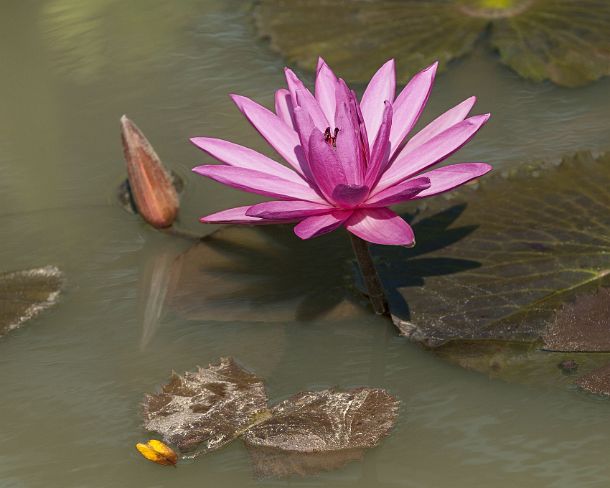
[136,440,178,466]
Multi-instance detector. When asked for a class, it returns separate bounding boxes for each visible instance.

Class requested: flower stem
[349,234,389,316]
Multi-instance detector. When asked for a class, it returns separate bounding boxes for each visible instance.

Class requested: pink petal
[405,96,476,153]
[389,62,437,158]
[413,163,492,199]
[294,210,352,239]
[334,99,364,185]
[246,200,332,220]
[346,208,415,246]
[315,58,339,127]
[307,128,346,202]
[293,106,316,162]
[275,88,295,129]
[190,137,305,184]
[230,94,307,176]
[332,184,369,208]
[365,176,431,206]
[375,113,491,192]
[365,101,393,188]
[192,165,325,203]
[200,206,282,225]
[360,59,396,146]
[285,68,328,130]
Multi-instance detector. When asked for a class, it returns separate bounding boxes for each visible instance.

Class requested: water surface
[1,1,610,487]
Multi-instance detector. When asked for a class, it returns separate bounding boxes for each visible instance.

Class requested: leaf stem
[349,234,389,316]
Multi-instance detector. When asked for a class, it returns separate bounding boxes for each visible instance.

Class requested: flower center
[324,127,339,148]
[458,0,533,18]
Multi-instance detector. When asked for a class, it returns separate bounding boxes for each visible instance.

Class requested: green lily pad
[0,266,64,337]
[388,150,610,347]
[255,0,610,87]
[141,357,269,456]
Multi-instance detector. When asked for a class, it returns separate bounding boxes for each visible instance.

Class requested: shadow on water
[138,204,481,333]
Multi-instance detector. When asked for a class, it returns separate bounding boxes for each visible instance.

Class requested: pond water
[1,1,610,486]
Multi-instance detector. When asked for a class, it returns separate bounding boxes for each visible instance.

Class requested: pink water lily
[192,59,491,246]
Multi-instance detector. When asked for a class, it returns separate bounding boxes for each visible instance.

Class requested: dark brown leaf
[142,357,268,456]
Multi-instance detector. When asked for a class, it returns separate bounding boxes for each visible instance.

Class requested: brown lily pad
[542,288,610,352]
[0,266,63,337]
[142,357,269,456]
[243,388,399,477]
[575,362,610,396]
[255,0,610,87]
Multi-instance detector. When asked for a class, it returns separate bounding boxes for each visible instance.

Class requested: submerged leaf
[243,388,399,477]
[165,225,369,322]
[389,150,610,346]
[0,266,63,337]
[136,440,178,466]
[255,0,610,86]
[142,357,268,456]
[255,0,485,82]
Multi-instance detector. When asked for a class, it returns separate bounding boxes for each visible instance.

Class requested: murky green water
[1,1,610,486]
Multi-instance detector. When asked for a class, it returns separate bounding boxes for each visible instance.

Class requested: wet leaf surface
[389,150,610,347]
[575,362,610,396]
[243,388,399,477]
[255,0,610,86]
[543,288,610,352]
[142,357,268,456]
[0,266,63,337]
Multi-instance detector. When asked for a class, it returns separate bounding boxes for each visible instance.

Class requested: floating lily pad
[255,0,610,86]
[388,150,610,347]
[0,266,64,337]
[142,357,269,456]
[243,388,399,477]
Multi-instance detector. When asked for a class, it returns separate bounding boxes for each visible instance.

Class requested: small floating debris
[120,115,179,229]
[0,266,64,337]
[136,440,178,467]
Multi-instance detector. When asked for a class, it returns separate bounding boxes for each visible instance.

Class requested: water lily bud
[121,115,179,229]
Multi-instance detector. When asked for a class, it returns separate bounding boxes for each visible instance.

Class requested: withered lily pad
[142,357,269,456]
[255,0,610,86]
[0,266,63,337]
[388,150,610,347]
[243,388,399,477]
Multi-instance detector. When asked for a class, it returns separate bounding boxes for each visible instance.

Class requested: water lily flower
[192,59,491,247]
